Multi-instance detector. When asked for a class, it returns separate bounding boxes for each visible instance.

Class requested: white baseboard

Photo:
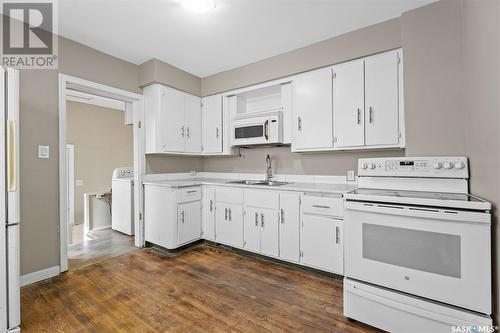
[90,225,111,232]
[21,265,60,287]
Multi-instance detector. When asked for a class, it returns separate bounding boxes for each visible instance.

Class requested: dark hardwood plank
[21,244,380,332]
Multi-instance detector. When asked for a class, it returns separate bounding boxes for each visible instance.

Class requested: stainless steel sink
[226,180,290,186]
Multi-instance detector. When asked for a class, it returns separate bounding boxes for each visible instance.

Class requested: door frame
[65,144,75,242]
[58,74,144,272]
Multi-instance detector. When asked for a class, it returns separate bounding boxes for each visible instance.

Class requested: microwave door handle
[264,120,269,140]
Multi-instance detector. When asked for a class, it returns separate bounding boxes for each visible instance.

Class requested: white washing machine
[111,167,134,236]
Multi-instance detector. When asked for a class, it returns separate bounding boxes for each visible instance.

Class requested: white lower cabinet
[202,186,216,240]
[178,200,202,245]
[301,214,343,274]
[215,202,244,247]
[244,207,261,252]
[279,193,300,262]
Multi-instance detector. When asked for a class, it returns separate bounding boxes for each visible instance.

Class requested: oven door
[232,116,270,146]
[344,200,491,315]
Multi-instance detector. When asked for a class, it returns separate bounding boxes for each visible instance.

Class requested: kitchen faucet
[266,154,273,182]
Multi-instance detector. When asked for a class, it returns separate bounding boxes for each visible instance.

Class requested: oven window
[362,224,461,278]
[235,125,264,139]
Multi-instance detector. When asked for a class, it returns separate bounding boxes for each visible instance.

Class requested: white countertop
[142,177,357,195]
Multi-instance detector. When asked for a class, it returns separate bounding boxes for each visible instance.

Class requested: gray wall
[462,0,500,321]
[67,101,133,225]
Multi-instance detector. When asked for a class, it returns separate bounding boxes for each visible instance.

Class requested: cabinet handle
[255,212,259,226]
[209,200,213,212]
[312,205,330,209]
[357,108,361,125]
[181,126,185,137]
[181,211,185,224]
[228,208,232,221]
[261,213,264,228]
[186,190,197,194]
[297,116,302,131]
[225,208,228,221]
[186,126,190,138]
[369,106,374,124]
[336,226,340,244]
[216,127,220,139]
[280,208,285,224]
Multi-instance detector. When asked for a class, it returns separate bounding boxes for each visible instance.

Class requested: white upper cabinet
[333,49,404,149]
[184,93,202,153]
[162,86,185,152]
[364,50,401,147]
[333,59,365,148]
[201,95,223,154]
[291,67,333,152]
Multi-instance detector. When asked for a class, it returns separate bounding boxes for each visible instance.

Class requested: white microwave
[231,111,283,146]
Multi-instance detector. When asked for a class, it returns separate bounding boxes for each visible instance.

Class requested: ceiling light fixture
[181,0,215,13]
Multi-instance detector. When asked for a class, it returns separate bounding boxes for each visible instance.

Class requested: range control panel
[358,157,468,178]
[113,167,134,179]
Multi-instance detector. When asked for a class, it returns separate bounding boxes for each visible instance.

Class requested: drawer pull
[186,190,198,194]
[312,205,330,209]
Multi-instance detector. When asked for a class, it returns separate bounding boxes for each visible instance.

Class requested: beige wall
[462,0,500,321]
[67,101,133,224]
[146,154,203,174]
[19,37,141,275]
[138,58,201,96]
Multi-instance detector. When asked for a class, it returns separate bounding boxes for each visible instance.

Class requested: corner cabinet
[291,67,333,152]
[333,49,404,149]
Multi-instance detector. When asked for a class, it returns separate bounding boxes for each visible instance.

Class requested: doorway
[58,74,144,272]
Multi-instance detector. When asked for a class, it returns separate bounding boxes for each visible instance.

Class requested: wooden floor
[21,244,380,332]
[68,228,137,270]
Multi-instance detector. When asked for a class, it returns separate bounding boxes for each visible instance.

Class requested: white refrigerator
[0,68,20,333]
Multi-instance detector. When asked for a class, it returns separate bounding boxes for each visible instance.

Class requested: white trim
[20,266,60,287]
[59,74,145,273]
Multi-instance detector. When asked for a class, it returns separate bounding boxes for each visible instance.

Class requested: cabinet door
[301,214,343,274]
[365,50,400,146]
[279,193,300,262]
[260,208,279,257]
[333,59,365,148]
[291,67,333,151]
[243,207,261,252]
[161,87,185,152]
[202,187,215,240]
[178,201,202,245]
[185,93,202,153]
[215,203,243,247]
[202,95,223,153]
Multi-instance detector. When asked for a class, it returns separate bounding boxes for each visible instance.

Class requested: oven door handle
[344,201,490,224]
[345,284,473,326]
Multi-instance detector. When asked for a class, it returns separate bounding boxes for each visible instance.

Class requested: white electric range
[343,156,493,332]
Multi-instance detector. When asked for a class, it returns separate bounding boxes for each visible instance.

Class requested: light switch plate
[38,145,50,159]
[347,170,355,181]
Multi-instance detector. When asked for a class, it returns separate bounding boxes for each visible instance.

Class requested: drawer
[216,187,244,205]
[301,194,343,217]
[245,190,279,209]
[178,186,202,203]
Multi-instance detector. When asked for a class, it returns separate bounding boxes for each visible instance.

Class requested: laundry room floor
[67,228,137,270]
[21,244,379,332]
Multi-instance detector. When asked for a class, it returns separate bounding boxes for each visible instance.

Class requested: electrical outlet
[189,171,197,176]
[38,145,50,159]
[347,170,355,181]
[75,180,83,186]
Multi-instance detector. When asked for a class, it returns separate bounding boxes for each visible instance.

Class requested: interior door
[364,50,400,146]
[202,187,215,240]
[333,59,365,148]
[243,207,260,252]
[178,201,202,245]
[201,95,222,153]
[260,208,279,257]
[279,193,300,262]
[291,67,333,151]
[161,87,185,152]
[0,67,7,333]
[301,214,341,273]
[184,93,202,153]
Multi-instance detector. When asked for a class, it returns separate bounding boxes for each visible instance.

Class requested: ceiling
[59,0,435,78]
